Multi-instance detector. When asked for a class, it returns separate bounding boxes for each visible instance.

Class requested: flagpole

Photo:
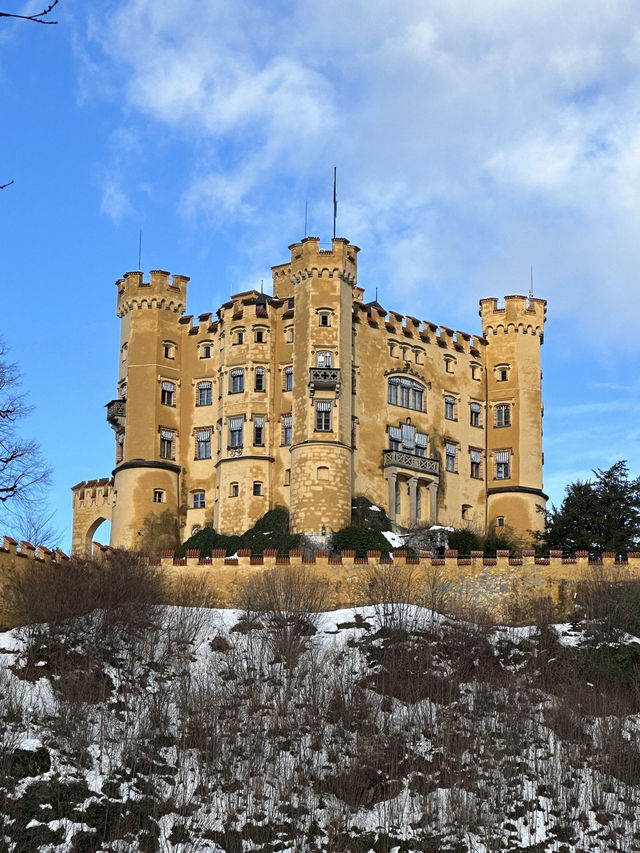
[333,167,337,240]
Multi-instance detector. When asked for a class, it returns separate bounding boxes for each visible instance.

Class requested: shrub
[176,508,300,557]
[331,525,392,556]
[350,496,392,532]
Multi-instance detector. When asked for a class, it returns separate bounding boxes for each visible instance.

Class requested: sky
[1,0,640,551]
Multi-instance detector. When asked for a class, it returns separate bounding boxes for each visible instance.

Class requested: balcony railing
[106,399,126,427]
[309,366,341,396]
[383,449,440,476]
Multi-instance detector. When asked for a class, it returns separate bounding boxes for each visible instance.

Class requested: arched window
[316,351,333,368]
[317,466,329,481]
[388,377,424,411]
[444,395,456,420]
[193,491,205,509]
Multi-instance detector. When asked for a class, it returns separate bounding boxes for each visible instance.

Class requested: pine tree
[540,461,640,555]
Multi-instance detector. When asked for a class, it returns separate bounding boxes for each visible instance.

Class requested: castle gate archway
[71,479,115,555]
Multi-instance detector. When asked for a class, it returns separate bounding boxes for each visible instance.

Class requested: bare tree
[0,1,58,25]
[0,341,51,532]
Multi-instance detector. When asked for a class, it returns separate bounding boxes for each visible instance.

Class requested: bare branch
[0,1,58,24]
[0,180,15,189]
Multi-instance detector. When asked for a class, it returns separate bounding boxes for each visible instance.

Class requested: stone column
[429,481,438,524]
[386,469,397,523]
[408,476,418,524]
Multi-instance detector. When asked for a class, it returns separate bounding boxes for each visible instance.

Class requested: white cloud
[82,0,640,345]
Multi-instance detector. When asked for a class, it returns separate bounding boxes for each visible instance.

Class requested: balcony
[383,449,440,476]
[309,367,341,396]
[106,399,126,428]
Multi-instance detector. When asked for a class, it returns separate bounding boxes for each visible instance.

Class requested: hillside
[2,595,640,851]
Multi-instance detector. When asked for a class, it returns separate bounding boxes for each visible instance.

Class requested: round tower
[109,270,188,549]
[272,237,359,539]
[480,295,547,541]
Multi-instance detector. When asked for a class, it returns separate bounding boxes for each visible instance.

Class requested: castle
[71,236,547,553]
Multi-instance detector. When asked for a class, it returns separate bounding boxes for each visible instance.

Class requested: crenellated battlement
[71,478,115,508]
[480,295,546,336]
[272,237,359,298]
[116,269,189,318]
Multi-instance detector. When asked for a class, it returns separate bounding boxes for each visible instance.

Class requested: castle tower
[108,270,188,548]
[271,237,359,538]
[480,295,547,540]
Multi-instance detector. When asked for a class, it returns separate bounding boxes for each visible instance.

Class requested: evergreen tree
[541,461,640,555]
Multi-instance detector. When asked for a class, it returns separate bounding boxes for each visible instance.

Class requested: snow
[382,530,405,548]
[2,605,640,851]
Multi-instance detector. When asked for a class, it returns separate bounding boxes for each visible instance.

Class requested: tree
[0,1,58,25]
[0,341,51,536]
[539,461,640,555]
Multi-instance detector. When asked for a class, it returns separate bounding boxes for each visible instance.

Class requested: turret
[272,238,359,539]
[480,295,547,541]
[110,270,189,548]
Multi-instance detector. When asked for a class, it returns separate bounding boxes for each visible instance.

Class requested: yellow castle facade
[71,236,547,553]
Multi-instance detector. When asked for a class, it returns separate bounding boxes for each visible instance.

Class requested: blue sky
[1,0,640,550]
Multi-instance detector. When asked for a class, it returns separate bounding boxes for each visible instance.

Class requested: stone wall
[2,534,640,629]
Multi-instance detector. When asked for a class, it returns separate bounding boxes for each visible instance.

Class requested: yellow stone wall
[71,236,547,552]
[4,536,640,630]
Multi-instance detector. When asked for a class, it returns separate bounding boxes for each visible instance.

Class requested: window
[284,468,291,486]
[255,329,265,343]
[230,482,239,497]
[283,366,293,391]
[196,429,211,459]
[197,381,212,406]
[160,429,174,459]
[444,356,455,374]
[445,442,457,473]
[496,404,511,428]
[444,395,456,420]
[496,450,510,479]
[317,466,329,481]
[462,504,471,520]
[415,432,428,456]
[282,415,292,446]
[161,381,175,406]
[316,350,333,368]
[253,481,263,496]
[153,489,165,503]
[471,363,481,381]
[388,377,424,411]
[388,424,427,456]
[234,330,244,345]
[496,364,510,382]
[497,516,505,527]
[389,342,398,358]
[121,342,128,362]
[120,382,127,400]
[230,368,244,394]
[285,325,294,343]
[470,449,482,479]
[200,342,212,359]
[315,400,332,431]
[255,367,266,392]
[229,417,243,448]
[193,491,205,509]
[319,313,330,327]
[470,402,482,427]
[253,415,265,446]
[163,341,176,359]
